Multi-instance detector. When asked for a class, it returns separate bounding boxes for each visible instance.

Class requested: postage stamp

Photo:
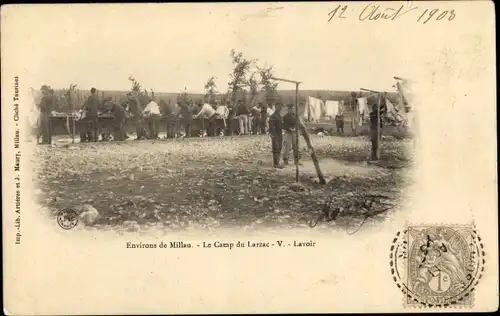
[390,224,485,308]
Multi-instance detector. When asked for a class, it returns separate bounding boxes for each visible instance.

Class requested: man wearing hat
[179,100,194,137]
[282,103,299,165]
[251,102,263,135]
[369,96,386,160]
[226,100,237,136]
[268,103,284,168]
[260,102,269,134]
[160,99,177,139]
[101,97,127,141]
[83,87,101,142]
[127,92,145,140]
[236,99,249,135]
[38,86,55,144]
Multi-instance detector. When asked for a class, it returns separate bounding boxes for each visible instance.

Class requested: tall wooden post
[271,76,326,185]
[295,82,300,182]
[298,118,326,185]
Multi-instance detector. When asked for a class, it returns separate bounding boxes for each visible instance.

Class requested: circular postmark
[57,208,79,230]
[390,225,485,308]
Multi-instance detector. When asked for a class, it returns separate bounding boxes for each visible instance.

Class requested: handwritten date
[328,3,456,24]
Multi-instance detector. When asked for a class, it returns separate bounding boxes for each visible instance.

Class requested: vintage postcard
[2,1,497,314]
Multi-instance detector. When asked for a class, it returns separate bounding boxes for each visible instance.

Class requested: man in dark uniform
[236,100,249,135]
[99,97,114,141]
[127,92,144,140]
[350,93,359,135]
[282,103,299,165]
[38,87,55,144]
[179,101,193,137]
[102,97,126,141]
[226,100,237,136]
[268,103,283,168]
[260,102,268,134]
[83,87,101,142]
[121,99,132,140]
[335,113,345,134]
[251,102,262,135]
[111,101,127,141]
[160,99,177,139]
[369,97,386,160]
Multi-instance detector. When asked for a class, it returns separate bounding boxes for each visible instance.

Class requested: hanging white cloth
[324,100,339,119]
[193,103,216,119]
[143,101,161,116]
[267,105,275,116]
[76,109,86,121]
[357,97,368,115]
[304,96,323,122]
[385,98,396,114]
[215,105,229,119]
[357,97,369,126]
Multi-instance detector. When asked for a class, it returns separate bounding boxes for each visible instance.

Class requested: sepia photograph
[2,2,497,314]
[27,8,417,234]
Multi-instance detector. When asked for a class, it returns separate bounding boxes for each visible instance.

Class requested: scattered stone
[75,204,99,226]
[123,220,140,232]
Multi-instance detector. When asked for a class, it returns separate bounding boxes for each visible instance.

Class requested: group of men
[37,82,305,143]
[38,87,386,164]
[268,103,300,168]
[174,99,273,138]
[78,88,161,142]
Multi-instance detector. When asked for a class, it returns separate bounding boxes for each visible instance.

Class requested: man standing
[192,101,217,136]
[335,113,345,134]
[226,100,237,136]
[103,99,127,141]
[236,100,249,135]
[143,98,161,139]
[38,87,55,144]
[282,103,299,166]
[160,100,177,139]
[179,101,193,137]
[127,92,144,140]
[260,102,268,134]
[99,97,114,141]
[268,103,283,168]
[83,87,101,142]
[251,102,262,135]
[350,93,359,135]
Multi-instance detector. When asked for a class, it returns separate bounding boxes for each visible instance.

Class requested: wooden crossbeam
[270,77,302,84]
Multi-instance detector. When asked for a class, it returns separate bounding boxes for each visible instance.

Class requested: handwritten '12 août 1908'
[327,3,456,24]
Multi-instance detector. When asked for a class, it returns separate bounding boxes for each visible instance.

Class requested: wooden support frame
[271,76,326,184]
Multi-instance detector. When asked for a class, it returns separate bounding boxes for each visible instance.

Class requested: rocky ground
[33,134,414,233]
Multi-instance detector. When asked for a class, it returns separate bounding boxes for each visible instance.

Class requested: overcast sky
[2,2,491,93]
